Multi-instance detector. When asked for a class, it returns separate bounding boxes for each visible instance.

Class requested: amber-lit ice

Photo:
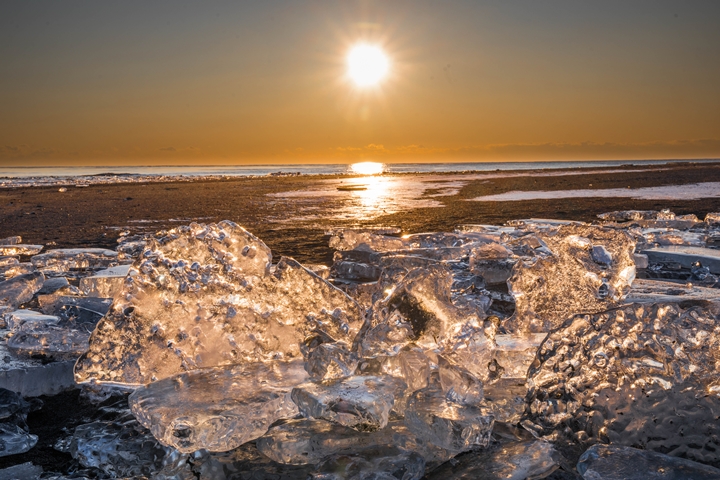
[2,210,720,477]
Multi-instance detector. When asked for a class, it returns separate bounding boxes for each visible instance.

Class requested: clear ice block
[291,375,406,432]
[0,245,43,256]
[0,423,37,457]
[78,264,132,298]
[0,272,45,309]
[75,221,363,386]
[129,360,308,453]
[505,225,636,333]
[404,386,494,453]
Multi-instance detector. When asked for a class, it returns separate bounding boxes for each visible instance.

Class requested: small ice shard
[6,323,91,360]
[437,356,483,405]
[36,276,70,295]
[576,445,720,480]
[491,333,547,380]
[329,230,407,252]
[3,309,59,330]
[311,447,425,480]
[0,245,43,256]
[425,440,558,480]
[0,340,75,396]
[625,278,720,304]
[382,347,432,394]
[0,237,22,246]
[30,248,120,273]
[68,414,174,478]
[129,360,308,453]
[706,212,720,224]
[303,342,359,381]
[505,225,635,333]
[643,245,720,274]
[0,272,45,309]
[0,259,18,268]
[632,253,649,269]
[0,263,37,280]
[469,245,516,285]
[0,389,39,458]
[598,210,660,222]
[639,228,708,247]
[405,386,494,453]
[331,260,382,282]
[524,303,720,465]
[482,379,528,424]
[0,462,42,480]
[75,221,363,386]
[292,375,406,432]
[257,418,449,467]
[79,264,132,297]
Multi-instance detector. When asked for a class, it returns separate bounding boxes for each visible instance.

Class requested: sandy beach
[2,161,720,264]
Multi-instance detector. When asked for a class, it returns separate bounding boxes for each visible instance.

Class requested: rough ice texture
[405,386,494,453]
[0,272,44,309]
[311,447,425,480]
[257,418,450,467]
[129,360,307,453]
[292,375,406,432]
[6,323,91,361]
[426,440,558,480]
[505,225,636,333]
[78,264,133,297]
[74,221,363,386]
[524,302,720,466]
[576,445,720,480]
[30,248,120,273]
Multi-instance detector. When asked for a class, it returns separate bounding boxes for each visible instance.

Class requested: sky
[1,0,719,166]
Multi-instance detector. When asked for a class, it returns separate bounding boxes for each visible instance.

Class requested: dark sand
[2,161,720,264]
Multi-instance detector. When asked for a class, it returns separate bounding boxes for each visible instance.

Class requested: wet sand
[2,161,720,264]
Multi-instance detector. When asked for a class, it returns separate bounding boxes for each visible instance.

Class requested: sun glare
[346,44,390,87]
[350,161,384,175]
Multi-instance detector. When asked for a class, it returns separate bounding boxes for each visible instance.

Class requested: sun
[346,44,390,87]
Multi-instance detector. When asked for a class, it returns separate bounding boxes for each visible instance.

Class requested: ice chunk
[0,237,21,246]
[3,309,59,330]
[30,248,120,273]
[706,212,720,224]
[525,303,720,465]
[469,243,516,285]
[598,210,660,222]
[292,375,406,432]
[6,323,91,360]
[68,413,176,478]
[0,339,75,396]
[0,423,37,457]
[0,462,42,480]
[311,447,425,480]
[37,276,70,295]
[405,386,494,452]
[0,245,43,256]
[0,272,44,309]
[437,355,483,405]
[303,342,359,381]
[482,379,528,424]
[79,265,132,297]
[425,440,558,480]
[129,360,308,453]
[329,230,407,252]
[75,221,363,386]
[257,418,450,467]
[576,445,720,479]
[643,245,720,274]
[505,225,635,333]
[0,263,37,280]
[331,260,382,282]
[0,259,18,268]
[491,333,546,380]
[639,228,707,247]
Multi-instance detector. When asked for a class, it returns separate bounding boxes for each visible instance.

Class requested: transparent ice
[0,272,44,309]
[30,248,121,273]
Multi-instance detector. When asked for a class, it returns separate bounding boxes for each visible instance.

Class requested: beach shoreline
[2,161,720,264]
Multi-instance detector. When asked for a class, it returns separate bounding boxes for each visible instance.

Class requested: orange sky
[1,1,719,166]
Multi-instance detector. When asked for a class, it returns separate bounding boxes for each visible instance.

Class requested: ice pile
[2,211,720,477]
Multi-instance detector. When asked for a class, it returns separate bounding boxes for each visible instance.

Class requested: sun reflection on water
[349,162,384,175]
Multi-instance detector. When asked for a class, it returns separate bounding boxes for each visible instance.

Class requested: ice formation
[0,389,38,458]
[74,221,364,386]
[1,210,719,477]
[129,360,308,453]
[505,225,636,333]
[525,302,720,465]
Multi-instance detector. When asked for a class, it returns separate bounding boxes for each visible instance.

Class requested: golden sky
[1,1,719,166]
